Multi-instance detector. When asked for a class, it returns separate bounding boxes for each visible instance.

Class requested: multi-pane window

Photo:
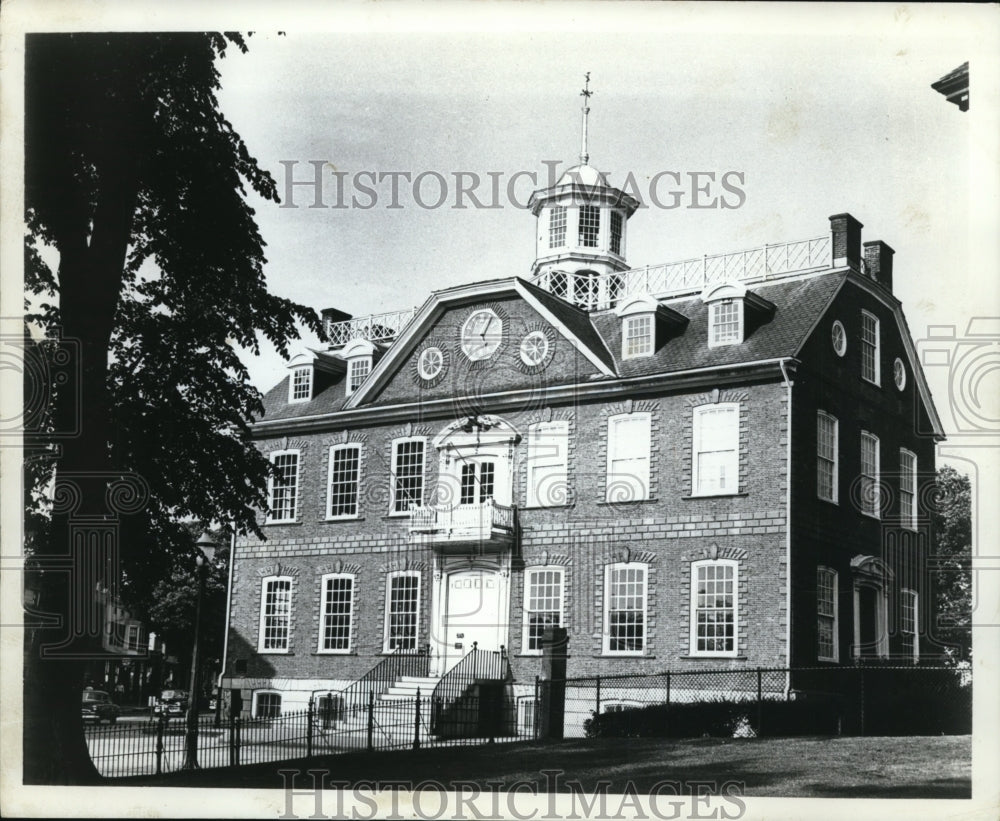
[327,445,360,518]
[460,461,495,505]
[609,211,623,255]
[254,692,282,719]
[899,449,917,530]
[548,206,567,248]
[391,439,425,512]
[860,431,880,518]
[817,412,839,502]
[348,357,371,394]
[290,367,312,402]
[319,574,354,652]
[268,451,299,522]
[604,564,647,654]
[817,567,838,661]
[623,315,653,359]
[692,404,739,495]
[709,300,742,346]
[523,567,564,653]
[606,413,652,502]
[259,577,292,652]
[126,624,140,651]
[900,589,918,661]
[861,311,880,384]
[578,205,600,247]
[526,421,569,508]
[385,572,420,651]
[691,561,737,656]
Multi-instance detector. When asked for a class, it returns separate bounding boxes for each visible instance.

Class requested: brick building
[222,154,945,725]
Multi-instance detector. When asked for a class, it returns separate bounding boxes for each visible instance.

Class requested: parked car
[81,690,121,724]
[152,689,189,718]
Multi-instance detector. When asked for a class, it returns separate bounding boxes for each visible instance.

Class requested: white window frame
[602,562,648,656]
[258,575,292,653]
[606,412,652,502]
[816,411,839,503]
[689,559,739,658]
[548,205,567,249]
[609,210,623,256]
[860,431,881,519]
[852,579,889,659]
[126,623,140,651]
[899,448,917,531]
[347,356,372,395]
[691,403,740,497]
[390,437,426,514]
[266,449,300,523]
[578,204,600,248]
[289,366,313,403]
[525,421,569,508]
[708,299,744,347]
[383,570,421,652]
[900,588,919,663]
[317,573,355,654]
[252,690,282,719]
[622,314,654,359]
[816,566,839,662]
[326,444,361,520]
[861,310,880,385]
[522,566,565,655]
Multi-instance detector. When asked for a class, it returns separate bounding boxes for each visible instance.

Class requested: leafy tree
[24,33,320,783]
[929,466,972,662]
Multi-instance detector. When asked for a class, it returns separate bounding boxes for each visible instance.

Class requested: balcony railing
[409,499,515,542]
[531,235,833,311]
[325,308,418,348]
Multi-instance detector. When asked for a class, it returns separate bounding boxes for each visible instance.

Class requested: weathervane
[579,72,592,165]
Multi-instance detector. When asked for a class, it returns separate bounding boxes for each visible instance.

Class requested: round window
[519,331,549,366]
[418,347,444,380]
[893,357,906,391]
[831,320,847,357]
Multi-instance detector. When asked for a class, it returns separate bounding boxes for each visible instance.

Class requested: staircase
[379,675,440,702]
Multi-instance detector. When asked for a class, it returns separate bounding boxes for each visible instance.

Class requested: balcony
[408,499,516,551]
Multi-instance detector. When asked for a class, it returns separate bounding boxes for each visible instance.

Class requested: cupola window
[609,211,623,255]
[548,206,567,249]
[578,205,600,248]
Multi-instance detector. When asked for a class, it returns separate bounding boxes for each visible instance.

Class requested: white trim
[257,575,292,654]
[831,319,847,357]
[326,443,362,520]
[418,347,444,380]
[860,431,881,519]
[707,299,744,347]
[521,566,565,655]
[852,579,889,659]
[266,449,300,523]
[899,448,917,531]
[689,559,739,658]
[816,566,839,662]
[317,573,355,654]
[691,403,740,496]
[860,309,881,386]
[606,412,652,502]
[816,411,839,503]
[346,355,372,396]
[525,420,569,508]
[461,308,503,361]
[893,357,907,391]
[602,562,648,656]
[383,570,421,653]
[900,588,919,663]
[621,314,654,359]
[519,331,550,366]
[252,690,283,718]
[389,436,426,513]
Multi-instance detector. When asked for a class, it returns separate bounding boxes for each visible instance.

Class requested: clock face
[461,309,503,360]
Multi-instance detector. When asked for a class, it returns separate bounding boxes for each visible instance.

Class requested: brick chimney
[829,213,863,272]
[863,240,895,293]
[321,307,352,325]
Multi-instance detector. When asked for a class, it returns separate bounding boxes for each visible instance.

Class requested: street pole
[182,533,216,770]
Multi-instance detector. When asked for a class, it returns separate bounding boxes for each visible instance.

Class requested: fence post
[666,671,671,708]
[307,699,314,759]
[228,713,236,767]
[155,714,165,775]
[366,690,375,751]
[595,675,601,718]
[413,689,421,750]
[859,668,866,737]
[756,668,763,737]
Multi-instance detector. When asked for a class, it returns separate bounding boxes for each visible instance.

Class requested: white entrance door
[442,569,502,673]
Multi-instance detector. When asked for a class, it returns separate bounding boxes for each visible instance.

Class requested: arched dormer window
[702,282,775,348]
[615,294,688,360]
[341,338,375,396]
[286,352,314,403]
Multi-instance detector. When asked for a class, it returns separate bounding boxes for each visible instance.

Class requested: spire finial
[579,72,592,165]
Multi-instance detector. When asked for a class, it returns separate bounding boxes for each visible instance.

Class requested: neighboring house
[223,150,944,724]
[931,62,969,111]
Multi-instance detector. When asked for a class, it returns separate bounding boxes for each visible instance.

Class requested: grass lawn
[119,734,971,798]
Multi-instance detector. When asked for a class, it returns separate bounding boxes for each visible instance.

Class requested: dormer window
[702,282,775,348]
[341,338,377,397]
[289,366,312,402]
[616,294,688,360]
